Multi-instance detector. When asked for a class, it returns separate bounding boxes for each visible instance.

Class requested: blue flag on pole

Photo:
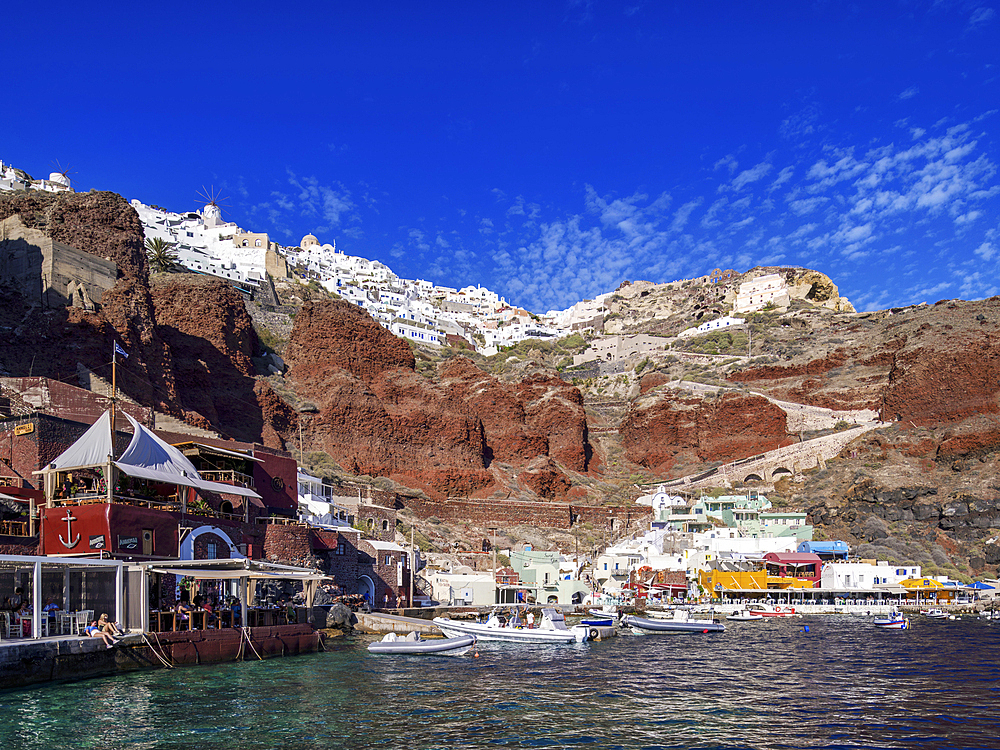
[114,342,129,359]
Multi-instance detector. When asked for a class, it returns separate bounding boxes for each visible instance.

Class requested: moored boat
[746,603,800,618]
[367,632,476,656]
[433,608,590,643]
[727,610,765,621]
[623,610,725,634]
[922,608,948,619]
[874,610,909,629]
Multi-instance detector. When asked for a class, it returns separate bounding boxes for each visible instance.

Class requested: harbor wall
[0,625,322,690]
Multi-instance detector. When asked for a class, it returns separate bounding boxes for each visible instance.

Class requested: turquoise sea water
[2,616,998,750]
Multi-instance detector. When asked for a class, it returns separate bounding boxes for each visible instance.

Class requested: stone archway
[770,467,793,481]
[357,574,376,605]
[744,473,764,483]
[179,525,244,560]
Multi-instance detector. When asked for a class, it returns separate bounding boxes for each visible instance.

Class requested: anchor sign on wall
[59,510,81,549]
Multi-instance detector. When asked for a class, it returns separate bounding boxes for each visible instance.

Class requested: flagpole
[111,345,117,441]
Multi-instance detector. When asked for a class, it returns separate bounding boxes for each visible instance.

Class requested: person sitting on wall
[84,620,116,648]
[98,613,123,639]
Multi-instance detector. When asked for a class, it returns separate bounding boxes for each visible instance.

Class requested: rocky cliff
[284,300,593,499]
[619,390,792,475]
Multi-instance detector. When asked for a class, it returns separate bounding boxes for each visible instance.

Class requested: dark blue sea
[2,615,998,750]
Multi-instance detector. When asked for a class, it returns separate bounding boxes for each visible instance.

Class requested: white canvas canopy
[115,413,261,500]
[44,411,115,471]
[39,409,261,500]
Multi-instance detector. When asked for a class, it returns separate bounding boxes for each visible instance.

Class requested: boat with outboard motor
[873,610,909,630]
[367,631,477,656]
[433,607,590,643]
[745,603,800,618]
[623,609,726,634]
[727,610,765,621]
[922,608,949,619]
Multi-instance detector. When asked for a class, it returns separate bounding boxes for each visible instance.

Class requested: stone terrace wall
[398,496,650,531]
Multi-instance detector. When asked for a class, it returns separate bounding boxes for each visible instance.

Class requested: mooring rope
[242,627,264,661]
[143,633,174,669]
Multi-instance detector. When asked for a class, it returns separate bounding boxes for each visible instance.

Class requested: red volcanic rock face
[0,190,149,280]
[285,309,592,498]
[639,372,669,395]
[151,276,288,446]
[620,391,791,474]
[285,300,415,386]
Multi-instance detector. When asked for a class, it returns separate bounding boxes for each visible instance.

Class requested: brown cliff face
[728,298,1000,459]
[284,305,592,499]
[150,275,289,448]
[0,190,148,280]
[619,391,792,474]
[285,300,415,386]
[0,191,178,409]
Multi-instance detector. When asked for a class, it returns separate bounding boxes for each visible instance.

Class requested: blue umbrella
[967,581,995,590]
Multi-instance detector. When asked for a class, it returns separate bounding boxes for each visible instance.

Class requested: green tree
[145,237,179,273]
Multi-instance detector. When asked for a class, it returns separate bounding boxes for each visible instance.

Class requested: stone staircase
[152,410,221,439]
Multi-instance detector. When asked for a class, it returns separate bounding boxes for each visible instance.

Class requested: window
[206,541,218,559]
[335,542,345,556]
[384,555,392,566]
[382,520,388,531]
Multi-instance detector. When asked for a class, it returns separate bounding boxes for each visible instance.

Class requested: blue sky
[6,2,999,313]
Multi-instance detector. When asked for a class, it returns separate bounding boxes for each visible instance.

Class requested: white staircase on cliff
[152,410,221,439]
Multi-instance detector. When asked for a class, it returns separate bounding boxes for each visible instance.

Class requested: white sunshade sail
[116,413,261,500]
[43,411,115,471]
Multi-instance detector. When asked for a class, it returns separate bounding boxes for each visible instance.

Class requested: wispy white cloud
[898,86,920,100]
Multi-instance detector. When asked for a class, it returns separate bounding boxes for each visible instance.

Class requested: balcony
[48,493,245,522]
[199,470,255,489]
[1,520,30,536]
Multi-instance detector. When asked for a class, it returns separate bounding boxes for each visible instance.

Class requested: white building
[820,561,922,591]
[733,273,790,314]
[296,469,352,528]
[426,568,496,606]
[677,315,745,339]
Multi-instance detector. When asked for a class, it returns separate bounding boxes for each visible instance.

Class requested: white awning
[40,411,115,472]
[177,442,265,463]
[148,567,329,581]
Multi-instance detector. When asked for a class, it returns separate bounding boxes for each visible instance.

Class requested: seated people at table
[98,613,123,638]
[42,598,60,620]
[85,620,116,648]
[9,587,24,611]
[15,601,31,636]
[173,599,192,628]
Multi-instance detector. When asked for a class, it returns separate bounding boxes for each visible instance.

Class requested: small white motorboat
[367,631,477,656]
[874,611,909,629]
[434,608,590,643]
[623,610,725,634]
[745,603,800,618]
[922,608,949,619]
[727,610,765,621]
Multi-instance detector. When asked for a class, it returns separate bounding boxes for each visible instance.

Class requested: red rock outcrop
[285,300,414,385]
[151,275,292,447]
[619,390,792,474]
[0,190,148,280]
[0,191,178,410]
[284,305,591,499]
